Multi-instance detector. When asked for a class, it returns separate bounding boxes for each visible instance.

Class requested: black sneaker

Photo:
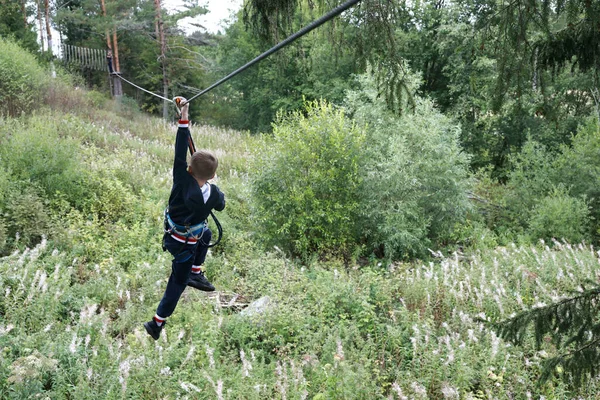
[187,271,215,292]
[144,319,164,340]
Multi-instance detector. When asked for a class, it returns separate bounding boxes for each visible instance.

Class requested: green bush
[527,186,591,244]
[500,120,600,242]
[0,38,48,116]
[504,139,556,227]
[553,120,600,230]
[0,116,90,209]
[251,100,366,259]
[0,164,9,207]
[345,72,472,259]
[3,184,50,248]
[0,218,6,253]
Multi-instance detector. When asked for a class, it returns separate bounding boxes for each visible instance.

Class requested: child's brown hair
[190,150,218,180]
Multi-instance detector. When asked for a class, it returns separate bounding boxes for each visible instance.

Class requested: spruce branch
[490,283,600,387]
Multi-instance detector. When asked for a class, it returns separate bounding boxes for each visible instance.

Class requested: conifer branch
[491,283,600,387]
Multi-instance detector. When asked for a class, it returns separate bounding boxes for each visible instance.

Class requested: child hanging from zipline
[145,97,226,340]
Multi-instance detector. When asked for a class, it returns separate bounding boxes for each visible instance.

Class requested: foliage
[552,120,600,228]
[527,187,591,244]
[0,38,48,116]
[2,183,50,249]
[493,283,600,388]
[0,0,38,53]
[251,99,365,259]
[0,115,89,209]
[0,60,599,397]
[489,120,600,242]
[346,71,471,258]
[203,9,359,132]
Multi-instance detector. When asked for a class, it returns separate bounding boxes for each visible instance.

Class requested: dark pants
[156,229,212,318]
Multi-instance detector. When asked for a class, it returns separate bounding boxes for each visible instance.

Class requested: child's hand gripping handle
[173,96,189,120]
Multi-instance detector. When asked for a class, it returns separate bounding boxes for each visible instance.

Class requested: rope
[183,0,362,105]
[113,73,174,103]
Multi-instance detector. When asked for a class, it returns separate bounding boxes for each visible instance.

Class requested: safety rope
[113,73,174,103]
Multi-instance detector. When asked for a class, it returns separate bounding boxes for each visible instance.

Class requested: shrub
[0,116,89,209]
[345,72,471,259]
[553,120,600,232]
[0,219,6,253]
[527,186,591,244]
[500,120,600,242]
[0,164,9,207]
[3,184,50,248]
[0,38,48,116]
[251,100,366,259]
[504,139,556,226]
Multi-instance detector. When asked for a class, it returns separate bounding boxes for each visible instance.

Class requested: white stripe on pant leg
[191,265,202,274]
[154,314,166,325]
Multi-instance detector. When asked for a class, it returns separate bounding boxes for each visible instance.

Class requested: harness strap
[164,209,207,245]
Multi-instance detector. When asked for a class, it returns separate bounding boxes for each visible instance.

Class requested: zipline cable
[112,0,362,109]
[182,0,362,106]
[114,73,174,103]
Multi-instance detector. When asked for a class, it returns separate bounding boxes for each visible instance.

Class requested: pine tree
[492,282,600,387]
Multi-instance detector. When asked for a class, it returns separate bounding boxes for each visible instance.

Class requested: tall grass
[0,40,598,399]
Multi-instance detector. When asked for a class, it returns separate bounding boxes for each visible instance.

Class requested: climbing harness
[164,208,208,245]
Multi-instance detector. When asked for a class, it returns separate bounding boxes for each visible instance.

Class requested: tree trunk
[37,0,45,52]
[112,30,120,73]
[21,0,27,28]
[44,0,56,77]
[154,0,169,119]
[44,0,52,53]
[112,30,122,96]
[99,0,112,51]
[100,0,121,96]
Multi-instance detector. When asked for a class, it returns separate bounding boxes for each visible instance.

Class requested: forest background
[1,0,600,398]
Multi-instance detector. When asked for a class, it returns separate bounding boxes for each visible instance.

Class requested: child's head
[189,150,218,181]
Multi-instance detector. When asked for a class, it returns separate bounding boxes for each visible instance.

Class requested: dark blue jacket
[167,124,225,226]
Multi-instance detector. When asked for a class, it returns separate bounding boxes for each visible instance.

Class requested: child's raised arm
[172,96,190,183]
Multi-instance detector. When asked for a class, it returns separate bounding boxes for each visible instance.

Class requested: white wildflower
[240,349,253,377]
[410,381,427,397]
[334,338,345,362]
[0,324,14,335]
[204,373,224,400]
[119,359,131,392]
[490,331,500,358]
[69,333,78,354]
[440,383,459,399]
[182,345,195,365]
[467,329,478,343]
[205,344,215,369]
[391,382,408,399]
